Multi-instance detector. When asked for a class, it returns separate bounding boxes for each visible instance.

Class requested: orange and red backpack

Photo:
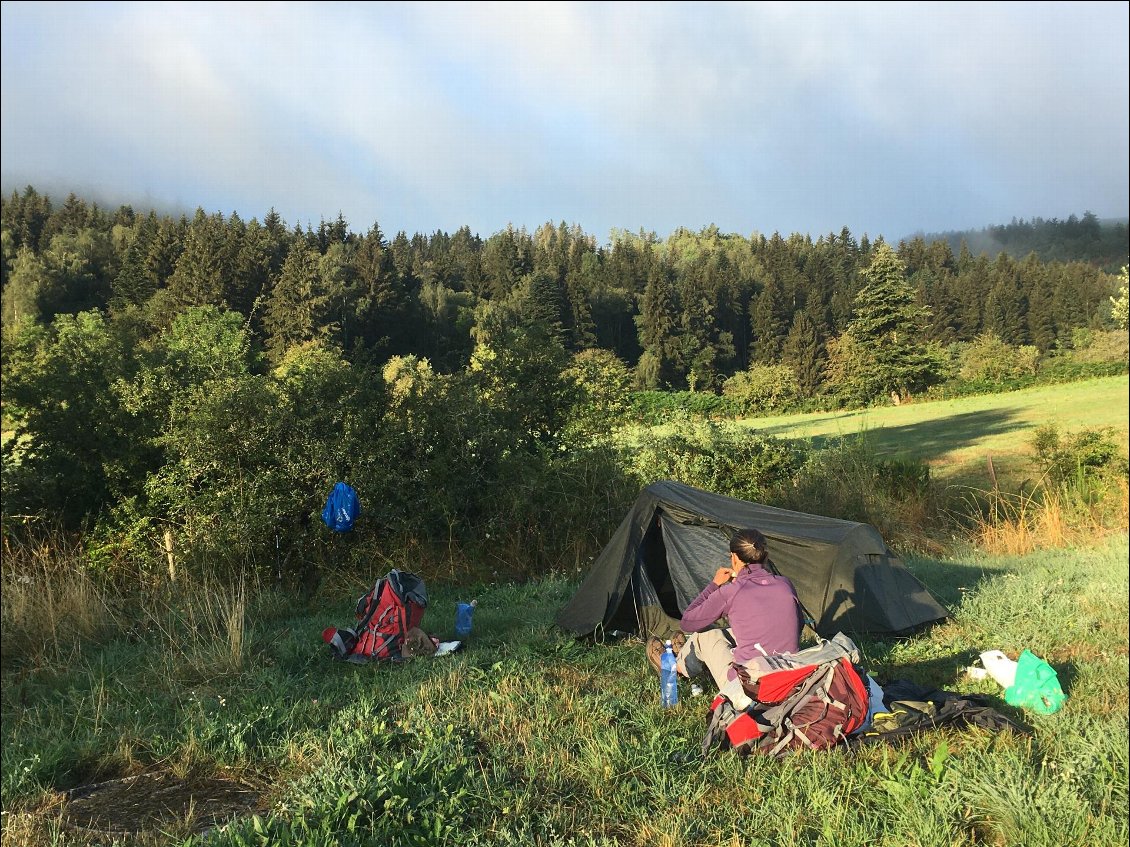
[323,570,428,662]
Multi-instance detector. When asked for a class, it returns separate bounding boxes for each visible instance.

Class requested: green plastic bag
[1004,650,1065,714]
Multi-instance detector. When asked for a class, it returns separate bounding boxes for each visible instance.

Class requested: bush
[958,333,1041,382]
[562,348,634,441]
[1030,424,1128,489]
[721,363,800,414]
[770,437,945,551]
[926,357,1127,401]
[1064,329,1129,365]
[626,419,807,502]
[626,390,741,426]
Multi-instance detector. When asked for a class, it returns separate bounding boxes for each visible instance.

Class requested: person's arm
[680,573,732,632]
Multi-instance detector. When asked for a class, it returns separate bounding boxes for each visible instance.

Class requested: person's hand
[712,566,734,586]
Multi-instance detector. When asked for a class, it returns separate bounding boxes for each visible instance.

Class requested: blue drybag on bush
[322,482,361,533]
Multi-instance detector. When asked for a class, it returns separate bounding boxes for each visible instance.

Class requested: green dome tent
[556,480,949,640]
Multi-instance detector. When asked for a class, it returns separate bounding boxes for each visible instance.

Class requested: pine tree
[3,186,53,251]
[781,308,825,396]
[635,262,681,387]
[919,269,961,344]
[1027,278,1057,351]
[111,236,156,309]
[523,270,567,338]
[41,192,89,243]
[450,225,483,295]
[146,214,184,289]
[749,275,789,363]
[563,263,597,349]
[167,210,233,309]
[263,244,336,361]
[845,244,939,400]
[679,269,727,391]
[953,254,991,340]
[983,253,1028,344]
[957,239,975,274]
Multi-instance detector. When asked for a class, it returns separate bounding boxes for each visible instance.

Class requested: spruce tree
[1027,278,1057,351]
[983,253,1028,344]
[781,308,825,397]
[263,244,335,361]
[635,262,681,387]
[845,244,939,400]
[167,210,233,309]
[524,270,567,338]
[749,275,789,363]
[111,237,155,309]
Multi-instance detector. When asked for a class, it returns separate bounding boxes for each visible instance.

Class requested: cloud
[2,1,1126,240]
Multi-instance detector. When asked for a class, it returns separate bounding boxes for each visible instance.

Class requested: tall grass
[1,525,254,685]
[142,576,251,680]
[0,528,118,668]
[2,535,1127,846]
[963,426,1129,556]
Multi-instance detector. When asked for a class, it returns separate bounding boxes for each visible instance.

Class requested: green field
[734,375,1129,484]
[1,536,1127,846]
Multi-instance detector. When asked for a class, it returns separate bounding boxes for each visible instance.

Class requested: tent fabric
[556,480,949,640]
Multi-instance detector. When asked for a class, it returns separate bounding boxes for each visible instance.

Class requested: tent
[556,480,949,640]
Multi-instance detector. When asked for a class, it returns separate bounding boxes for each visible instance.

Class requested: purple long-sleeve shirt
[680,564,801,669]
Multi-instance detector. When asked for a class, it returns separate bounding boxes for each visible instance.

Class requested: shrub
[957,333,1042,382]
[562,348,634,441]
[721,363,800,414]
[1112,266,1129,329]
[1064,329,1129,365]
[626,390,740,426]
[627,419,806,502]
[771,437,945,552]
[1030,424,1128,489]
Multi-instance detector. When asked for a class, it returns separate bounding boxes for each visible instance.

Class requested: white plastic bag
[978,649,1018,688]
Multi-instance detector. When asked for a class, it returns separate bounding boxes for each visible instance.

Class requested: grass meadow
[732,375,1129,488]
[1,533,1127,847]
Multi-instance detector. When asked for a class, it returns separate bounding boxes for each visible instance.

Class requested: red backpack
[702,633,870,758]
[323,570,428,662]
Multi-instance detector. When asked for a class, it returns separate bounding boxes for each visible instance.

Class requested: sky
[2,1,1128,244]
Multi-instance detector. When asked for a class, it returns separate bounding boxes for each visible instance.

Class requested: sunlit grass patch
[2,534,1127,845]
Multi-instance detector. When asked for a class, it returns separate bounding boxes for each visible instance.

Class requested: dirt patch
[60,771,266,840]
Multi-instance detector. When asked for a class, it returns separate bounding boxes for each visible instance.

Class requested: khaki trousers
[677,629,736,691]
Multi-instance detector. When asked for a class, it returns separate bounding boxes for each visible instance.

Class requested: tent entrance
[619,514,696,639]
[640,515,682,620]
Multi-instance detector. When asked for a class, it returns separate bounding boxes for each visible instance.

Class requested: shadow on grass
[903,553,1009,609]
[858,645,973,688]
[760,408,1028,463]
[1052,657,1080,696]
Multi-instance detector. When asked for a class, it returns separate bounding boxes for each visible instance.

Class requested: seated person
[676,528,802,691]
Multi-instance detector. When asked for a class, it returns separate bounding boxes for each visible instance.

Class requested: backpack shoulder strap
[354,579,386,632]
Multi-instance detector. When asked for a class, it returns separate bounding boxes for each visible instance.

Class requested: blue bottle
[455,601,476,637]
[660,640,679,708]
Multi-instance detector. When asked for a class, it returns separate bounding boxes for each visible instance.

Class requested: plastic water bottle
[455,600,476,637]
[660,640,679,708]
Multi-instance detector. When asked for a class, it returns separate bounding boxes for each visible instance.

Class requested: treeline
[1,186,1123,395]
[1,186,1126,582]
[919,211,1128,269]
